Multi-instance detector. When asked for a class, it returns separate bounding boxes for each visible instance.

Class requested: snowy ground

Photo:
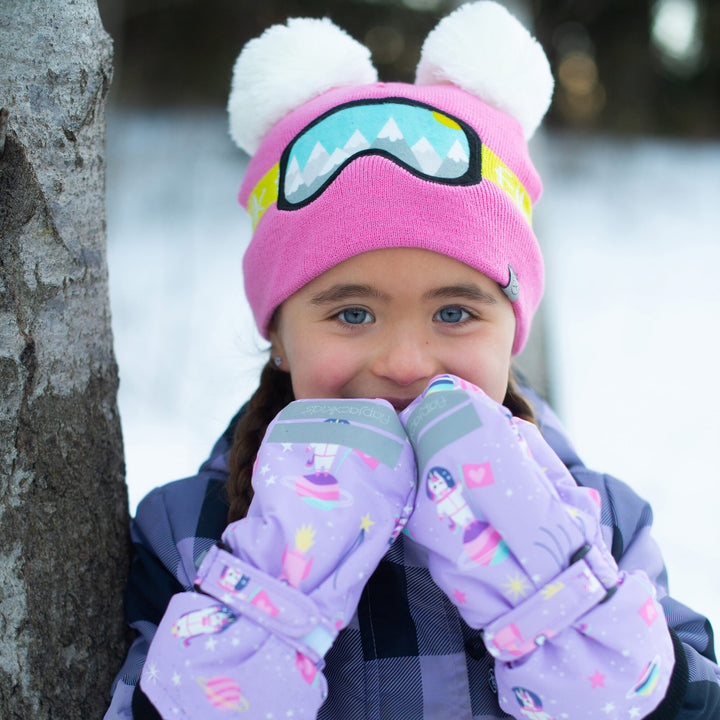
[106,109,720,639]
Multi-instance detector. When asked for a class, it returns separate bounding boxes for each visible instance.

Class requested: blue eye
[435,306,471,323]
[338,308,373,325]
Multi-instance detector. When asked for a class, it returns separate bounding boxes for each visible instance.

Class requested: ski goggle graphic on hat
[247,98,532,229]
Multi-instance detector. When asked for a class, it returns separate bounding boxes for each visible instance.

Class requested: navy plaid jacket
[105,392,720,719]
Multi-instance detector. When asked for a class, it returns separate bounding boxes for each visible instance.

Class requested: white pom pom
[415,1,553,139]
[228,17,378,155]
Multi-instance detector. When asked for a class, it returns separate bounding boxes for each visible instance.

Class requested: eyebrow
[423,283,498,304]
[309,282,499,306]
[309,284,390,305]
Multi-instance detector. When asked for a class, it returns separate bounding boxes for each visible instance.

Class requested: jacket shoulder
[132,472,230,591]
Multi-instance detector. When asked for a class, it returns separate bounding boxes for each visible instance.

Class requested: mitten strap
[194,545,336,662]
[483,544,619,663]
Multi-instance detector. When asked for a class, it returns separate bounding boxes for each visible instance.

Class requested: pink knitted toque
[229,3,553,355]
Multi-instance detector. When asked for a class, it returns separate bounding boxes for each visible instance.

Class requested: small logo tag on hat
[502,265,520,302]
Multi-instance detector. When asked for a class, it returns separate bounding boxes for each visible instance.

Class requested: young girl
[105,3,720,719]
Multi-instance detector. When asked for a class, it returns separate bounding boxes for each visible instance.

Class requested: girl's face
[270,248,516,411]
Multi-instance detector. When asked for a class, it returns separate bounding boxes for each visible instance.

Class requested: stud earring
[273,356,282,368]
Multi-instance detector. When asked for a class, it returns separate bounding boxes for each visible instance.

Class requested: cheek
[288,341,363,399]
[444,336,513,403]
[481,356,513,404]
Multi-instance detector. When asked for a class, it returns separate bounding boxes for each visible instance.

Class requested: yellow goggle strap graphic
[481,145,532,225]
[247,162,279,230]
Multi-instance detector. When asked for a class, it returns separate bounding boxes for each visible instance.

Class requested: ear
[228,17,378,155]
[415,1,553,139]
[268,325,288,372]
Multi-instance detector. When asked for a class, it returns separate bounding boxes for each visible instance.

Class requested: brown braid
[226,362,294,523]
[226,363,536,524]
[504,366,537,425]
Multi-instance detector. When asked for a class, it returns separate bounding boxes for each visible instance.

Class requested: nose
[371,325,440,388]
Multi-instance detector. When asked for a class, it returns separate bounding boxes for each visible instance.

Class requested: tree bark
[0,2,130,718]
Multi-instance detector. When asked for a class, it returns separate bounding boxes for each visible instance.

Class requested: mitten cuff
[494,571,674,720]
[484,544,619,662]
[142,593,328,720]
[195,544,336,661]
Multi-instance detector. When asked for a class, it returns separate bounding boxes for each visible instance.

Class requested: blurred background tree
[99,0,717,137]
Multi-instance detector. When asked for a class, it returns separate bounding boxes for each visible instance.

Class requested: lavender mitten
[141,398,416,719]
[400,375,674,720]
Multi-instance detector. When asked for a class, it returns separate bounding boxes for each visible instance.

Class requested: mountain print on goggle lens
[281,100,474,206]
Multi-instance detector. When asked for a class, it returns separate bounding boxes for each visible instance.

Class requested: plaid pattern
[320,534,514,719]
[105,392,720,720]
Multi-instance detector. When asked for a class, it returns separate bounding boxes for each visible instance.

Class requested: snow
[344,129,370,153]
[106,109,720,637]
[534,132,720,636]
[411,136,442,174]
[302,141,331,184]
[320,146,351,176]
[447,138,469,162]
[106,109,266,513]
[284,155,304,195]
[377,116,403,141]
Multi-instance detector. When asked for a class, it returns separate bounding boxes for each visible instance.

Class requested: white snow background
[106,109,720,640]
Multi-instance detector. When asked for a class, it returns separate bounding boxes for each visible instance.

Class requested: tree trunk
[0,2,130,718]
